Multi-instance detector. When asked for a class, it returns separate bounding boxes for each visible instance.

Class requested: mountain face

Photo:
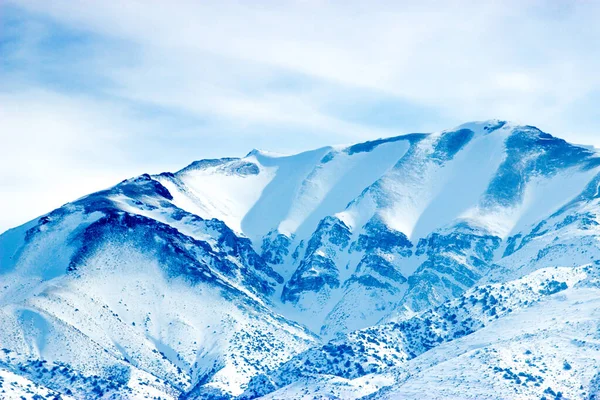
[2,120,600,399]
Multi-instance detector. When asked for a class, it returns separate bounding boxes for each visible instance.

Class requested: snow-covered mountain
[2,120,600,399]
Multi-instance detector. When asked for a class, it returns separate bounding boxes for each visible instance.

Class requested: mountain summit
[2,121,600,399]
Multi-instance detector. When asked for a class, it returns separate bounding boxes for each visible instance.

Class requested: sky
[1,0,600,233]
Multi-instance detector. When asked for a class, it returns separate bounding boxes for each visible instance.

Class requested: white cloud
[0,89,159,231]
[11,0,600,130]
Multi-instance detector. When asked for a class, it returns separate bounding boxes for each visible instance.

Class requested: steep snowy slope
[0,175,316,399]
[490,170,600,282]
[273,121,600,337]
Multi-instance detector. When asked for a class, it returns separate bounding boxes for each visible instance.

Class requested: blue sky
[1,0,600,232]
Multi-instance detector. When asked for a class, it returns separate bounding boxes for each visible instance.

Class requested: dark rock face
[483,120,507,132]
[280,212,503,336]
[261,231,292,265]
[344,216,412,295]
[352,216,413,254]
[281,217,351,303]
[226,161,260,176]
[282,255,339,304]
[345,133,427,155]
[403,227,502,314]
[345,254,407,293]
[431,128,475,163]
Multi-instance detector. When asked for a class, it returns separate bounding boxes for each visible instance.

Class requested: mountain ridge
[2,119,600,399]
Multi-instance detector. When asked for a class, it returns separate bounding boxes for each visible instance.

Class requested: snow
[380,285,600,399]
[139,120,600,267]
[462,165,600,239]
[339,122,511,240]
[109,193,218,246]
[0,368,73,399]
[275,139,411,238]
[155,119,597,246]
[0,238,315,397]
[409,124,511,239]
[167,155,277,236]
[0,209,104,306]
[259,265,598,399]
[509,166,599,236]
[159,138,411,243]
[0,219,36,275]
[336,193,377,232]
[260,373,394,400]
[4,120,600,398]
[241,147,332,240]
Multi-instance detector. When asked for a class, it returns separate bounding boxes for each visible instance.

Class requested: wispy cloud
[1,0,600,231]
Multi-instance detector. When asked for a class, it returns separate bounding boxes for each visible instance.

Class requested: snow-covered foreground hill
[255,265,600,399]
[2,120,600,399]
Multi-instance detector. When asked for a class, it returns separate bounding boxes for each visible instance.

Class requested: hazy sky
[1,0,600,232]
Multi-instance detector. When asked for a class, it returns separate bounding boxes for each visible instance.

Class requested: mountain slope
[253,264,600,399]
[0,175,316,398]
